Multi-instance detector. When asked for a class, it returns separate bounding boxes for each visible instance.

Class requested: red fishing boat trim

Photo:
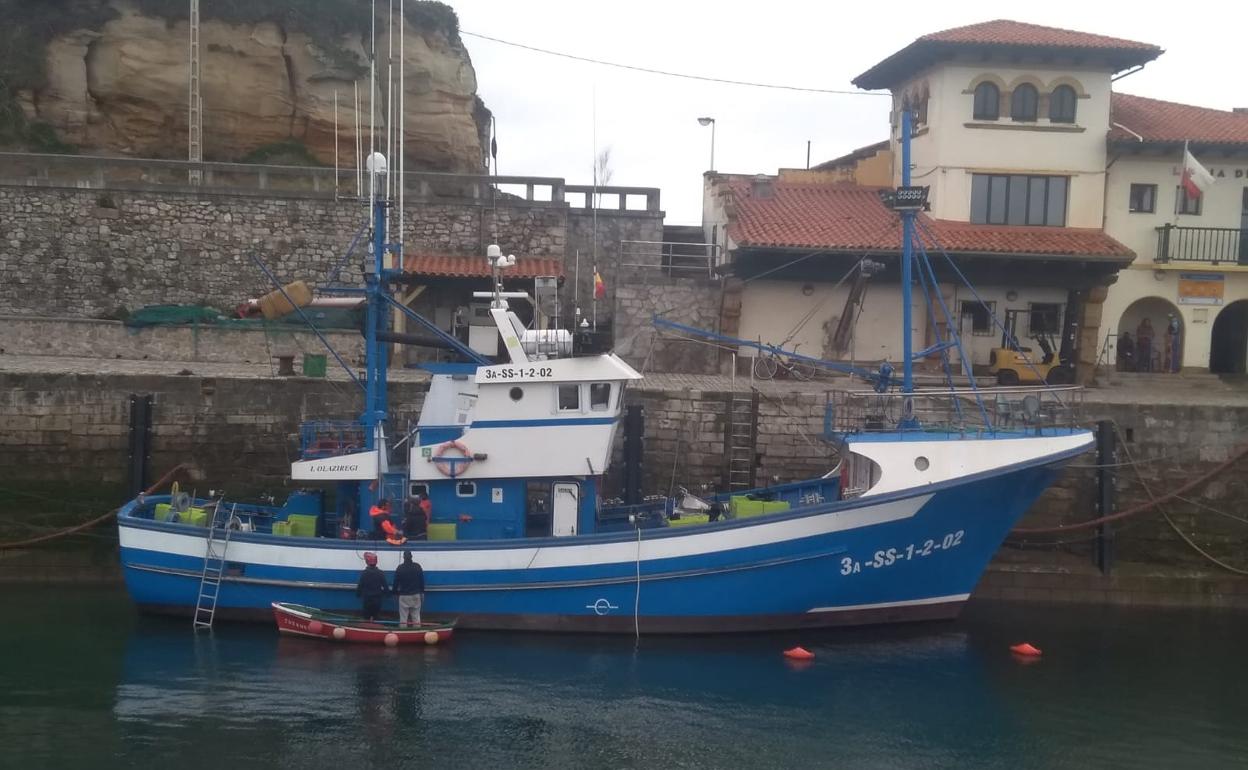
[271,602,454,645]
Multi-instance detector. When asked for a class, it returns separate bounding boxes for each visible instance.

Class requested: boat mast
[900,108,915,394]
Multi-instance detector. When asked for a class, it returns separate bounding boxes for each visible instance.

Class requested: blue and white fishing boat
[117,111,1091,632]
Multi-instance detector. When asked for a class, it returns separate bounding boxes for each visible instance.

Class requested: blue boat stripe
[124,545,848,592]
[118,438,1088,550]
[470,417,617,428]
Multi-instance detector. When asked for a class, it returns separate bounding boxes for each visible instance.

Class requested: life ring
[432,440,473,478]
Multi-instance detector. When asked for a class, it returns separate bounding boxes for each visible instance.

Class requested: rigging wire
[461,30,889,96]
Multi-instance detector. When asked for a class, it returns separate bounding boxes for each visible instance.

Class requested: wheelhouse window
[557,384,580,411]
[1129,184,1157,213]
[1176,186,1203,216]
[960,301,996,336]
[972,82,999,120]
[1010,84,1039,121]
[589,383,611,411]
[1049,85,1077,123]
[970,174,1067,226]
[456,481,476,498]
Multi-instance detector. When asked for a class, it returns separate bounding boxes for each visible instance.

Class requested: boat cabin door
[552,482,579,537]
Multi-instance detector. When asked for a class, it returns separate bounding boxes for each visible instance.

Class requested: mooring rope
[1010,440,1248,535]
[0,464,192,550]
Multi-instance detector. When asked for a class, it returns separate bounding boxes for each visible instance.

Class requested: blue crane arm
[651,315,893,386]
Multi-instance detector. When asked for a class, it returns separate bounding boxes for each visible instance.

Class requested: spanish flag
[593,269,606,300]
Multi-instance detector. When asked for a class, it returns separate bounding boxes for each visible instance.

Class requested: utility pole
[188,0,202,185]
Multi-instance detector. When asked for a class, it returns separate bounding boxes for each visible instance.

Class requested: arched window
[1049,85,1078,123]
[1011,84,1039,121]
[973,82,999,120]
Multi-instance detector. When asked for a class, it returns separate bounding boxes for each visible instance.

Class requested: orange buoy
[1010,642,1042,657]
[783,646,815,661]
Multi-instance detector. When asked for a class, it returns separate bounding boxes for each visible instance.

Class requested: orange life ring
[432,440,473,478]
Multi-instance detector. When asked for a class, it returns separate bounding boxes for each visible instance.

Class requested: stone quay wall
[1,367,1245,602]
[614,276,724,374]
[0,315,365,365]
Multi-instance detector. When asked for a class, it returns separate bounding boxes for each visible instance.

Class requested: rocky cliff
[0,0,488,172]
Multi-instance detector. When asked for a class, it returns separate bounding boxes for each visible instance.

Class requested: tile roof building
[703,19,1248,377]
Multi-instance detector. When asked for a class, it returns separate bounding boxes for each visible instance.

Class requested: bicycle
[753,345,819,381]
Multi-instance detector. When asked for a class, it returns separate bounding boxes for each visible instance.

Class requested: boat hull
[119,436,1086,634]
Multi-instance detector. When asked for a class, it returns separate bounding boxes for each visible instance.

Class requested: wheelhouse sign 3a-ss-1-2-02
[481,366,555,380]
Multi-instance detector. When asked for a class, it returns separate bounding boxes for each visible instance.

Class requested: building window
[557,384,580,411]
[1029,303,1062,335]
[1049,85,1078,123]
[456,481,477,498]
[1129,184,1157,213]
[1010,84,1039,121]
[970,174,1067,226]
[1176,186,1202,216]
[960,301,996,336]
[972,82,999,120]
[589,383,611,411]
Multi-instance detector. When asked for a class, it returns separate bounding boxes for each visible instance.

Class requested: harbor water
[1,587,1244,769]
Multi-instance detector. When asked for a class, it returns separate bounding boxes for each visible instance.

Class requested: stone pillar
[1076,285,1109,385]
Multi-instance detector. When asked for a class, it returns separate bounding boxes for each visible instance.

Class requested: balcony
[1155,224,1248,265]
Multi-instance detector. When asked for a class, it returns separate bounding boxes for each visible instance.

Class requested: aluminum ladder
[192,503,236,631]
[725,363,759,492]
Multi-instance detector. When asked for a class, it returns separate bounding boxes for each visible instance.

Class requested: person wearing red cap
[355,551,389,621]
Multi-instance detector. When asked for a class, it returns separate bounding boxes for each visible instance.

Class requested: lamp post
[697,116,716,172]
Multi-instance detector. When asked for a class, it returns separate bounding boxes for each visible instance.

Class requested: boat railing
[298,421,366,459]
[824,386,1085,438]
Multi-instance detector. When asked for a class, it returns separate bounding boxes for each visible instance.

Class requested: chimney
[750,174,774,200]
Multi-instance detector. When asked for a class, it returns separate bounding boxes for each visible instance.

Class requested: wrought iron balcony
[1155,224,1248,265]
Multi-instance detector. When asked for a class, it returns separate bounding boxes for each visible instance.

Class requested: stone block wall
[566,210,664,327]
[0,371,426,486]
[614,276,723,373]
[0,315,365,365]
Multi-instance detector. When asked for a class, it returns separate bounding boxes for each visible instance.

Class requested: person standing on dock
[355,552,389,621]
[393,551,426,627]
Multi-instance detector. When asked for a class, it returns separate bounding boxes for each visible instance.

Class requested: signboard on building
[1178,273,1224,305]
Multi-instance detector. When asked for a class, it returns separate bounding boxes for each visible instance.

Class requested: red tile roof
[404,253,564,279]
[1110,93,1248,146]
[854,20,1161,90]
[722,178,1133,261]
[919,20,1158,51]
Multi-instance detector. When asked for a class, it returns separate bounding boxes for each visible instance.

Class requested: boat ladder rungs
[192,503,236,631]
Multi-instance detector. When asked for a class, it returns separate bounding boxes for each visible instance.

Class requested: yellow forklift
[988,309,1074,386]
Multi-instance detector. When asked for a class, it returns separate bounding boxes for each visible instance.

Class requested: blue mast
[900,108,915,394]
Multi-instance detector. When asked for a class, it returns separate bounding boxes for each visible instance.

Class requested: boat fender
[384,632,399,647]
[424,631,439,645]
[1010,642,1042,657]
[783,646,815,660]
[432,440,473,478]
[332,627,347,641]
[307,620,323,634]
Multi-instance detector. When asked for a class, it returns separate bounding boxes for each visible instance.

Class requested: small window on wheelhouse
[456,481,476,498]
[409,483,429,498]
[589,383,611,411]
[557,384,580,411]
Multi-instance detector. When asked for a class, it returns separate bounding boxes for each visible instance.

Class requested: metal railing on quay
[619,240,721,279]
[824,386,1085,437]
[1155,224,1248,265]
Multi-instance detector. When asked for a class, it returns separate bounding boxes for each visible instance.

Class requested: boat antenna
[900,108,915,394]
[354,80,362,198]
[398,0,405,262]
[368,0,376,224]
[333,90,339,199]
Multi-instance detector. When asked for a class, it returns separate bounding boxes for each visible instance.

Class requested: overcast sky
[450,0,1243,225]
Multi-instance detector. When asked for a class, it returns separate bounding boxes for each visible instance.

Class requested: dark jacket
[355,565,389,599]
[393,561,425,595]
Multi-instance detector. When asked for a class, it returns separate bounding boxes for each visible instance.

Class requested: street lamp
[697,116,716,171]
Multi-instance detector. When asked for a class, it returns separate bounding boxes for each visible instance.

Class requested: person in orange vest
[368,499,406,546]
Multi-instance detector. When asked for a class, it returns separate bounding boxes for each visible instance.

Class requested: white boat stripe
[806,593,970,613]
[120,494,930,572]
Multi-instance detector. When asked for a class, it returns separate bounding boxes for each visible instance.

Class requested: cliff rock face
[15,0,486,171]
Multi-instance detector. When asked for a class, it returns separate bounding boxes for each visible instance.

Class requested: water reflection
[2,587,1245,769]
